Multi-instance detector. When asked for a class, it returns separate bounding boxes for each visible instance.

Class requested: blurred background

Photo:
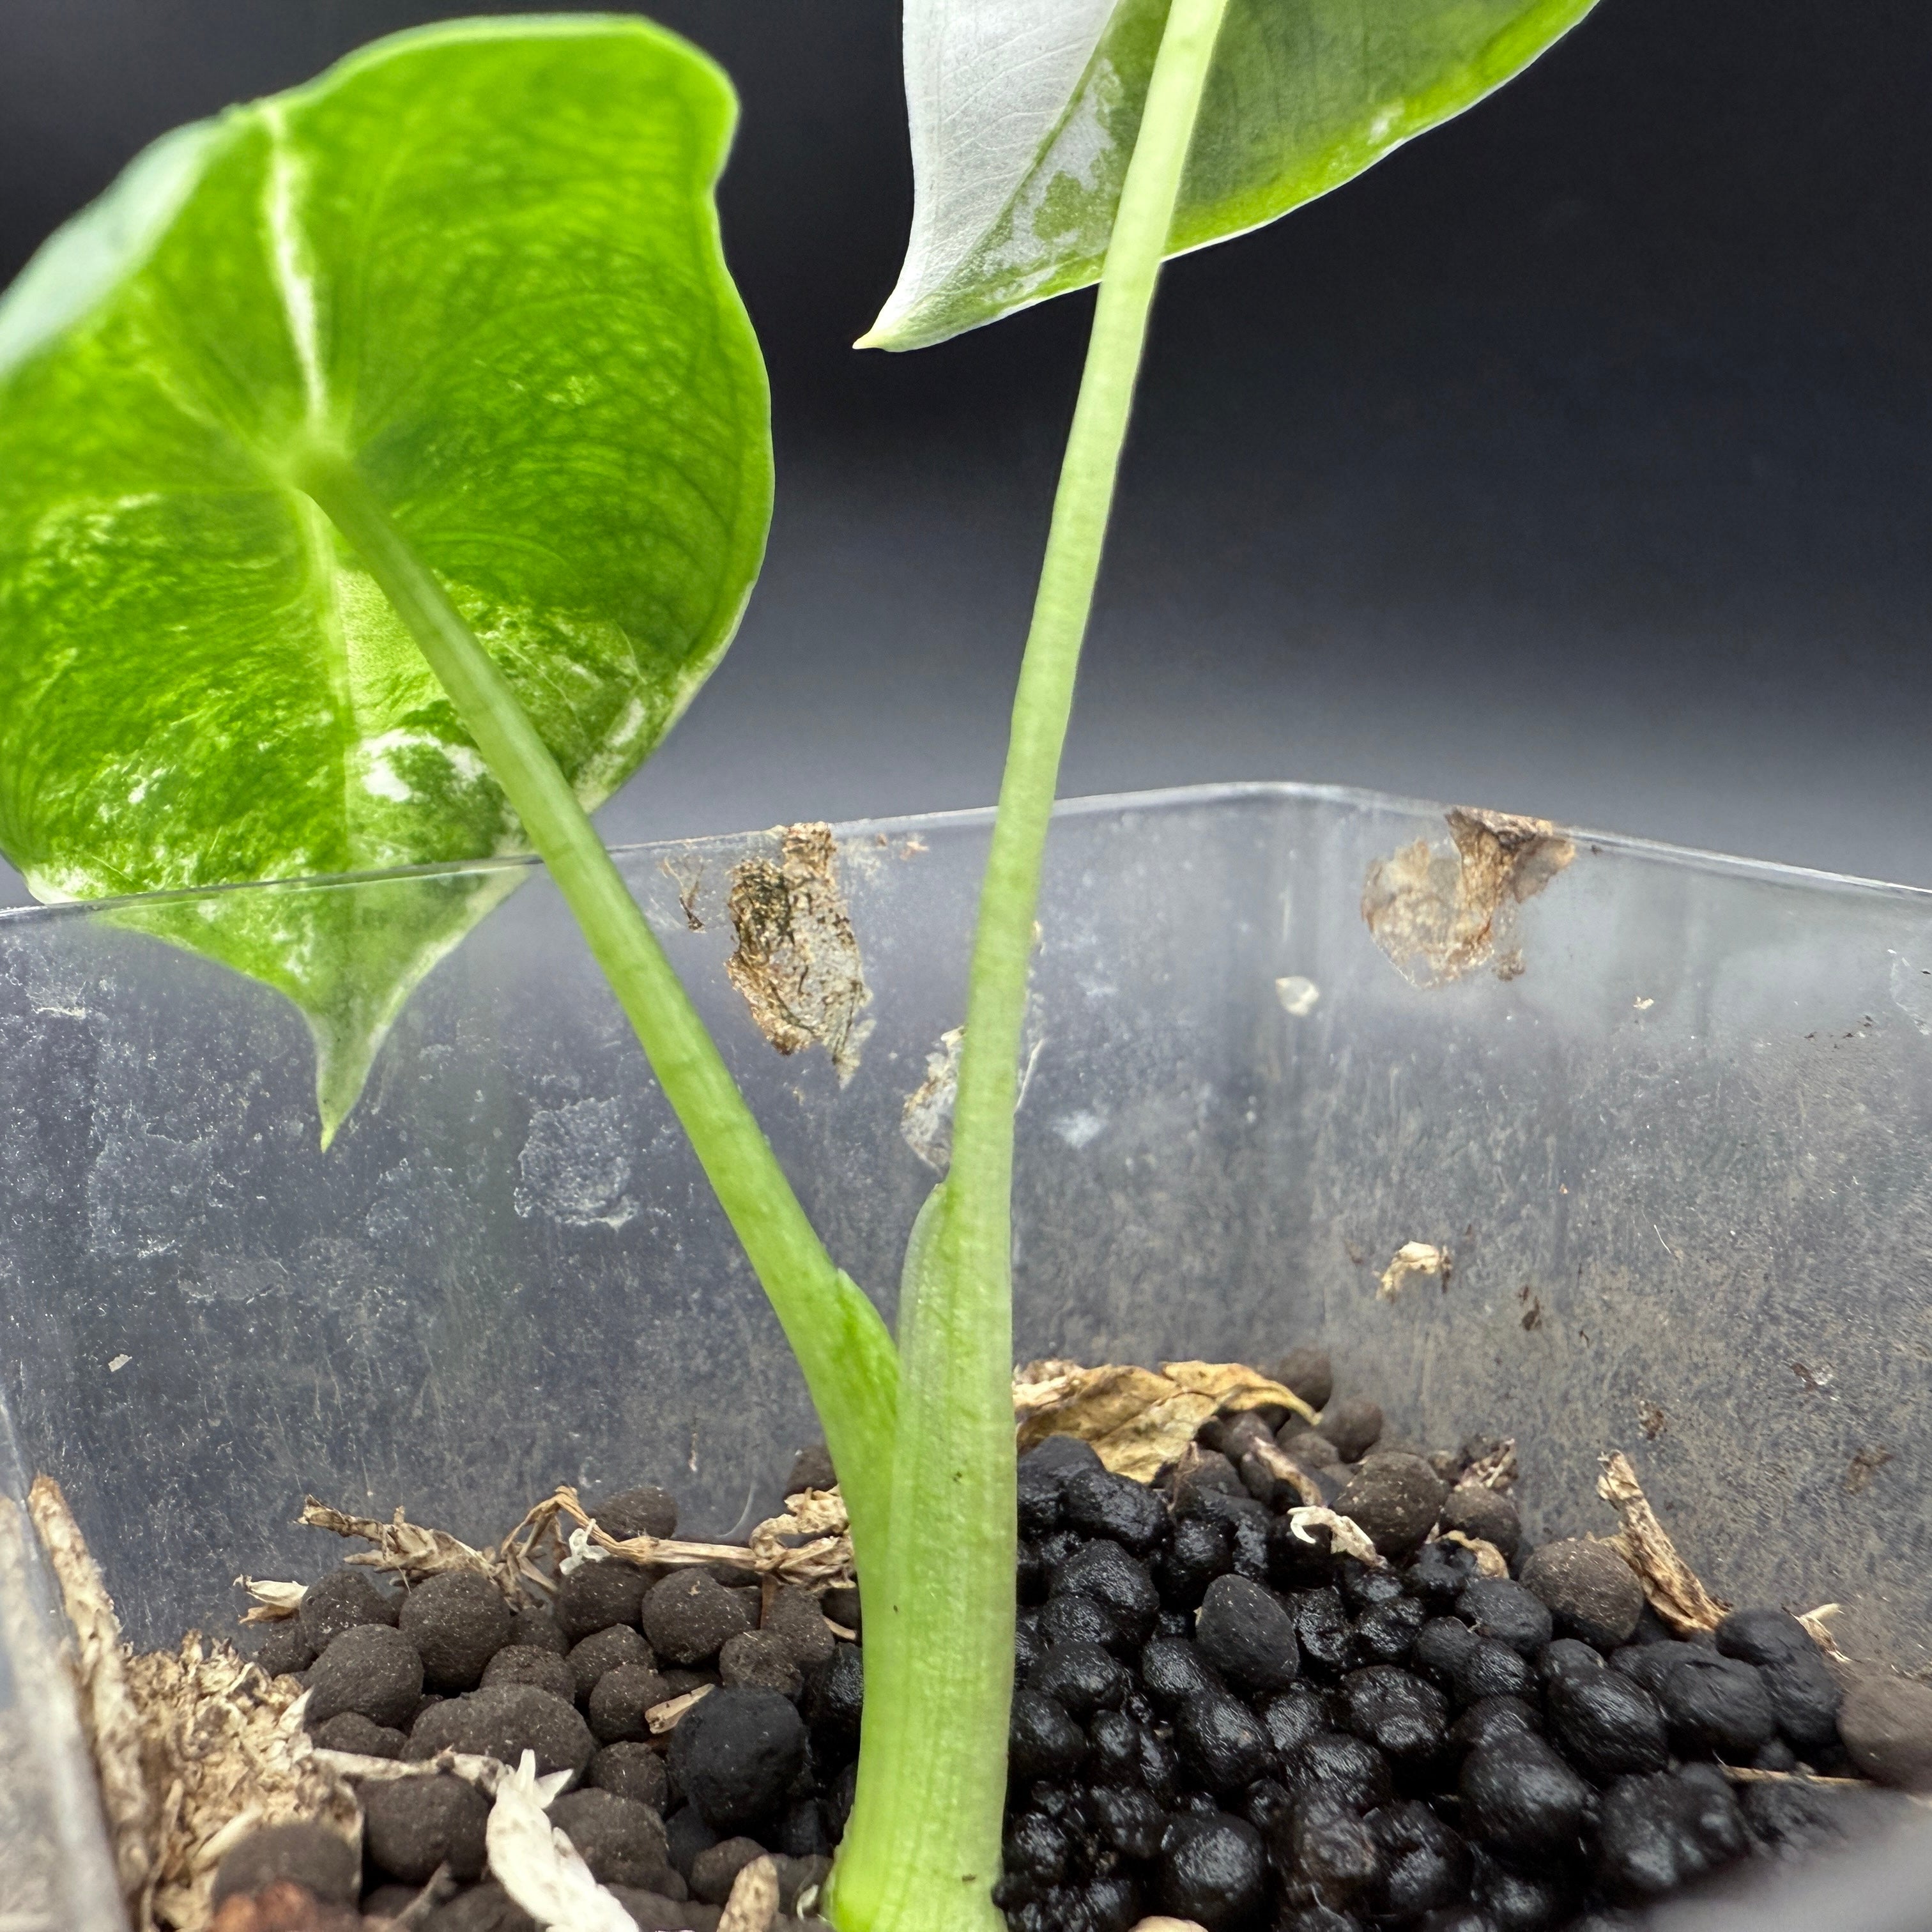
[3,0,1928,898]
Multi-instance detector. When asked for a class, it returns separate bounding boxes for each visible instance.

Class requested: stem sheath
[292,450,898,1567]
[829,0,1232,1924]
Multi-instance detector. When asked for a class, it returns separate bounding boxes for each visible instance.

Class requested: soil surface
[203,1347,1926,1931]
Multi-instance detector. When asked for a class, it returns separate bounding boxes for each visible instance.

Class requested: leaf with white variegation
[863,0,1600,350]
[0,18,771,1138]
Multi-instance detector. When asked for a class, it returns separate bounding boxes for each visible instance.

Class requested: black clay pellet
[1092,1784,1168,1860]
[481,1643,578,1705]
[555,1560,649,1644]
[1267,1510,1338,1588]
[210,1821,360,1907]
[254,1624,316,1679]
[1280,1731,1394,1813]
[567,1624,652,1702]
[1013,1609,1043,1678]
[408,1683,595,1783]
[1538,1637,1605,1684]
[1278,1908,1361,1932]
[1016,1541,1049,1604]
[551,1788,673,1887]
[1335,1454,1450,1558]
[1261,1683,1331,1755]
[643,1570,756,1668]
[1655,1652,1777,1756]
[1284,1793,1383,1901]
[1273,1344,1335,1410]
[1085,1707,1142,1784]
[663,1803,719,1882]
[1322,1396,1384,1462]
[1471,1845,1575,1932]
[1030,1638,1131,1721]
[1009,1686,1088,1781]
[1454,1638,1538,1708]
[689,1835,770,1905]
[1138,1722,1181,1804]
[1353,1595,1427,1667]
[717,1630,803,1699]
[1156,1514,1235,1609]
[420,1881,540,1931]
[1759,1650,1843,1754]
[669,1687,807,1832]
[1050,1538,1162,1646]
[1715,1607,1816,1669]
[364,1773,490,1884]
[1336,1558,1407,1614]
[1457,1578,1554,1659]
[1609,1639,1703,1695]
[1173,1448,1246,1512]
[1459,1733,1591,1855]
[590,1740,669,1810]
[401,1572,515,1693]
[1518,1538,1645,1650]
[306,1622,423,1729]
[1171,1685,1278,1791]
[297,1567,399,1653]
[1061,1466,1169,1556]
[1448,1695,1542,1753]
[1547,1669,1669,1779]
[819,1584,861,1637]
[1287,1586,1353,1676]
[805,1643,864,1758]
[588,1662,673,1743]
[1195,1574,1301,1694]
[1017,1451,1071,1538]
[1338,1665,1449,1762]
[1752,1736,1799,1772]
[1406,1541,1479,1610]
[1365,1798,1469,1919]
[1441,1484,1522,1562]
[509,1604,569,1657]
[586,1483,680,1541]
[1158,1811,1268,1929]
[1740,1774,1913,1857]
[999,1811,1072,1898]
[1413,1614,1480,1689]
[1037,1591,1128,1654]
[1593,1765,1749,1901]
[1414,1908,1501,1932]
[1034,1526,1085,1572]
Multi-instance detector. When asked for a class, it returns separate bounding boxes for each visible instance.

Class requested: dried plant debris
[128,1640,356,1931]
[1361,805,1575,989]
[26,1475,155,1906]
[1282,1506,1383,1567]
[717,1852,781,1932]
[901,1024,965,1171]
[1377,1240,1450,1300]
[1011,1358,1318,1481]
[296,1499,503,1593]
[1595,1450,1730,1633]
[724,821,873,1084]
[1462,1437,1519,1491]
[1437,1529,1510,1577]
[1846,1445,1894,1493]
[484,1751,632,1932]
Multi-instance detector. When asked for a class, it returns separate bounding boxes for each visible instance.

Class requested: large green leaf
[0,17,772,1137]
[862,0,1600,350]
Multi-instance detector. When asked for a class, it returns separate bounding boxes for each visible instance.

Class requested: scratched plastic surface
[0,783,1926,1926]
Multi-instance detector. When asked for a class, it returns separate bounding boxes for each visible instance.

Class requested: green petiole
[290,447,900,1583]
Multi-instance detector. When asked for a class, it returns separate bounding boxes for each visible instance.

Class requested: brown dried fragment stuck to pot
[1595,1450,1729,1633]
[1361,806,1575,988]
[298,1498,503,1593]
[724,822,873,1084]
[210,1880,361,1931]
[1377,1241,1450,1300]
[1011,1359,1319,1482]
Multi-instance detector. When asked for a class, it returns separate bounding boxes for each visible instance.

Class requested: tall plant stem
[291,450,898,1565]
[829,0,1232,1925]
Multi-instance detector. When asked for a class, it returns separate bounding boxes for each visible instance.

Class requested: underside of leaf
[864,0,1601,349]
[0,17,772,1138]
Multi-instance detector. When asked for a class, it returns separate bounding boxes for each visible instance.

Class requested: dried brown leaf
[1012,1360,1316,1481]
[1245,1438,1326,1508]
[718,1852,781,1932]
[1596,1452,1729,1634]
[298,1500,503,1593]
[548,1485,855,1591]
[1464,1439,1519,1491]
[1438,1530,1509,1578]
[27,1474,155,1912]
[235,1579,305,1625]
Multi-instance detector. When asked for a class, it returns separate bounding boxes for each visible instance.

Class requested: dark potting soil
[211,1346,1928,1932]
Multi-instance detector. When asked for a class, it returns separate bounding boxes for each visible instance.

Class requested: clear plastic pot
[0,782,1926,1927]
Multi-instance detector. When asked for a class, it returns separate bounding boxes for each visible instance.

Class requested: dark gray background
[3,0,1929,898]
